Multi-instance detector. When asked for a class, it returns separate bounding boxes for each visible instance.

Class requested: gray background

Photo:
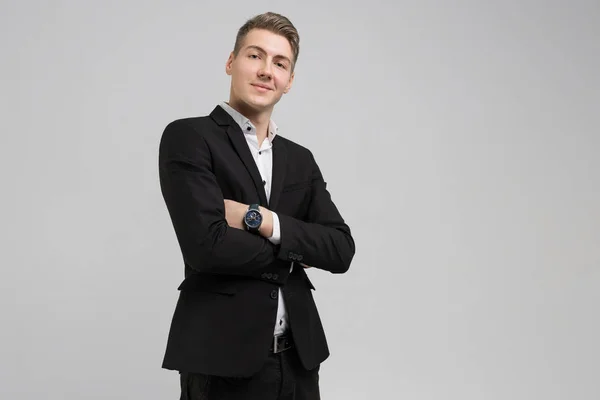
[1,0,599,399]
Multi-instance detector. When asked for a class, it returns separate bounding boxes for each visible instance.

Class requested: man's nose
[258,61,273,79]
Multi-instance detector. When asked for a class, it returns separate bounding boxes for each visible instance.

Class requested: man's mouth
[251,83,273,92]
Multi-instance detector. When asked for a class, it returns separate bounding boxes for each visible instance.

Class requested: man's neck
[227,100,272,146]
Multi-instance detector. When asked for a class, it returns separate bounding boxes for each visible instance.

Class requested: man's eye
[277,63,287,69]
[249,54,259,59]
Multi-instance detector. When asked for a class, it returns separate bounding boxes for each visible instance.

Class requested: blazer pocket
[177,275,238,295]
[281,180,311,193]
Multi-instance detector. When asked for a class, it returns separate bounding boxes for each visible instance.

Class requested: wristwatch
[243,203,263,234]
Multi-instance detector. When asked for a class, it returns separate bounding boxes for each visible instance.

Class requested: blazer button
[266,273,273,279]
[297,255,303,261]
[288,252,294,260]
[261,273,267,279]
[270,290,278,299]
[272,273,279,280]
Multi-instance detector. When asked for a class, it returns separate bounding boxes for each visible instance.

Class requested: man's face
[226,29,295,113]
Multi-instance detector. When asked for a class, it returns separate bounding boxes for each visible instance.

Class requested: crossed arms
[158,120,355,278]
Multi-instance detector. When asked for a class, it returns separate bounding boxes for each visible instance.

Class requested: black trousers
[179,347,320,400]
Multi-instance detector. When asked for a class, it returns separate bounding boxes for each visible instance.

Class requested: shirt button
[246,126,251,131]
[270,290,278,299]
[262,180,266,185]
[259,151,262,155]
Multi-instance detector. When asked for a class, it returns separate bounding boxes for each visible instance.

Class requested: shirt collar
[219,101,278,142]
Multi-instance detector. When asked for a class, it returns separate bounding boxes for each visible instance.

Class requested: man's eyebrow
[244,45,292,64]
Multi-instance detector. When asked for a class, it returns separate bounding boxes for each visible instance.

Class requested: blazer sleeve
[158,119,281,277]
[276,151,356,274]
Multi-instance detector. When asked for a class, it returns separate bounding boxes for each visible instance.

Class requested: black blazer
[158,105,355,377]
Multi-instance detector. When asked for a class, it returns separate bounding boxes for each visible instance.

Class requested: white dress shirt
[220,101,292,336]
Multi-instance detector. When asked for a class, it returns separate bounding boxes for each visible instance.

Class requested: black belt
[270,334,293,353]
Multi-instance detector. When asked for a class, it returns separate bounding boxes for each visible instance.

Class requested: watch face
[244,209,262,229]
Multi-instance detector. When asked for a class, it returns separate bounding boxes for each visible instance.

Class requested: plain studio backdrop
[1,1,599,399]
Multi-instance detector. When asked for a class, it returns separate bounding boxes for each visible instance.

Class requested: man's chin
[245,97,276,111]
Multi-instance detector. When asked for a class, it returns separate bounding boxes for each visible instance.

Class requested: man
[158,11,355,399]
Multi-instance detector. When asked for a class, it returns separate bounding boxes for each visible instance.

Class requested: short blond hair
[233,12,300,69]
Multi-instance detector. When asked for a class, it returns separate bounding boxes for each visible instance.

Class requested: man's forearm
[226,201,347,271]
[258,206,274,238]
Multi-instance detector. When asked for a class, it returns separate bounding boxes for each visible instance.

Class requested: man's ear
[225,52,235,76]
[284,71,295,94]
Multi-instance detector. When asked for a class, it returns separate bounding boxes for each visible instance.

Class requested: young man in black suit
[158,11,355,399]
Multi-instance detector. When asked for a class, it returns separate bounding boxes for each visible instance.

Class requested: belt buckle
[273,335,288,354]
[273,335,282,353]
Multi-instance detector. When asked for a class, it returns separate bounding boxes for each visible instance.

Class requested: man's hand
[224,199,246,230]
[224,200,274,237]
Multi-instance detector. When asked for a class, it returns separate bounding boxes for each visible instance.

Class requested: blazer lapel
[269,136,287,210]
[210,106,268,206]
